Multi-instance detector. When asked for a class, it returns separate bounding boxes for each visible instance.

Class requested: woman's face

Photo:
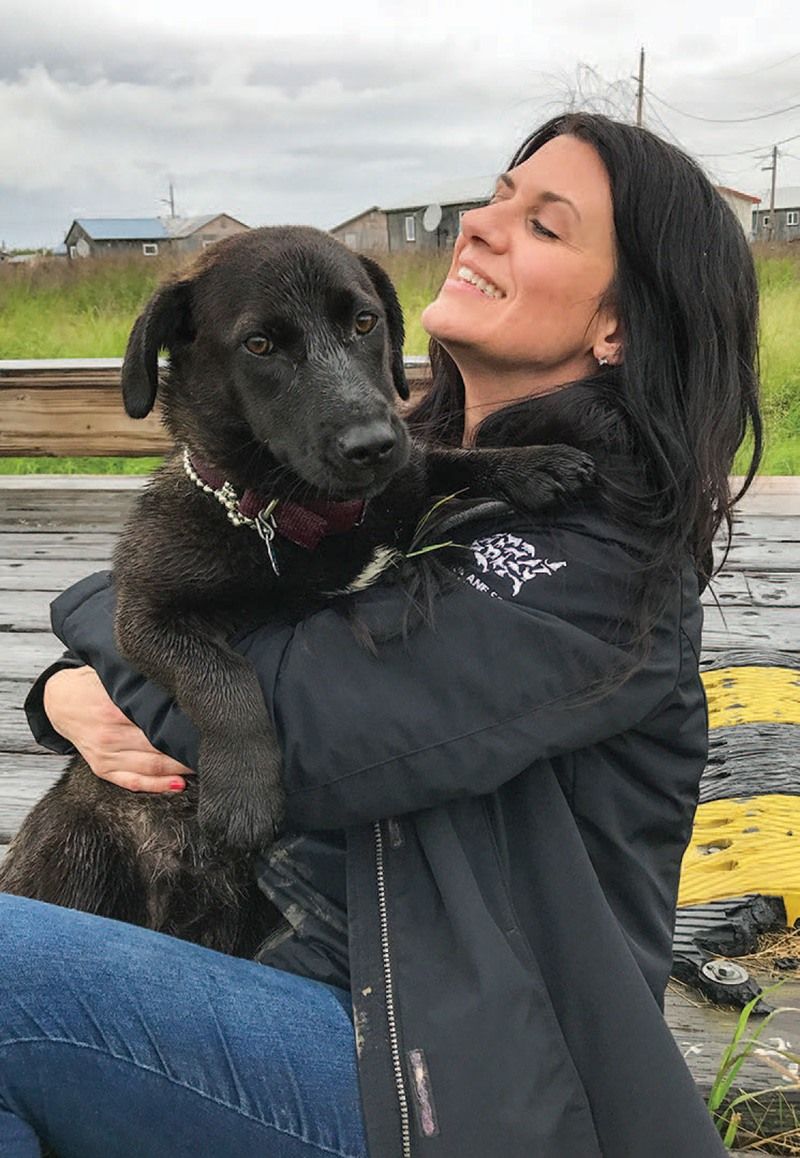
[421,134,620,388]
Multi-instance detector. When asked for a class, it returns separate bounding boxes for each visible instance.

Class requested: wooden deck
[1,472,799,1137]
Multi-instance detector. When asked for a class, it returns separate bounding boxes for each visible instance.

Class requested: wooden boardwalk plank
[704,572,800,607]
[0,753,65,841]
[701,604,800,651]
[0,680,49,754]
[0,591,56,632]
[4,634,67,680]
[0,559,111,591]
[2,532,115,560]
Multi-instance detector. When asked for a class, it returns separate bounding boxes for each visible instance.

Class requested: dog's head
[121,226,411,498]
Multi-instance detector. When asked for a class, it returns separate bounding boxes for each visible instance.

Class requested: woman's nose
[459,203,508,251]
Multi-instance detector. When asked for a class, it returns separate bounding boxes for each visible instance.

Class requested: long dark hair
[409,113,762,624]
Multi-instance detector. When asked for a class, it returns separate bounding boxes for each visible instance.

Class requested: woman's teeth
[457,266,504,299]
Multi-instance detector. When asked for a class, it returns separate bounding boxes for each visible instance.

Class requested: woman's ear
[592,308,624,367]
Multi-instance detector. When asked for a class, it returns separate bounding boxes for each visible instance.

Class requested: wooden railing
[0,357,432,457]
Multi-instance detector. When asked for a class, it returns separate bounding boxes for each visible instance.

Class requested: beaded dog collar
[181,448,366,576]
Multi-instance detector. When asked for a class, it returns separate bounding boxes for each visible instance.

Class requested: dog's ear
[357,256,409,401]
[121,279,194,418]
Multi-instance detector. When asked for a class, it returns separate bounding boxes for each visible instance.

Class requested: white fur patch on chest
[326,545,401,596]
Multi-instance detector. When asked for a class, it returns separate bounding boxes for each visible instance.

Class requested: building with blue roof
[64,214,249,259]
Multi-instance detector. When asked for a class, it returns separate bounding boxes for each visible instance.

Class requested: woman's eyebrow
[496,172,582,222]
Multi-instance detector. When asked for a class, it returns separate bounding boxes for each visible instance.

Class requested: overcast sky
[2,0,798,248]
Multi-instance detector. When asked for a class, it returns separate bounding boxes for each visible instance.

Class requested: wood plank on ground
[666,979,800,1141]
[1,532,115,561]
[0,681,49,754]
[0,753,65,840]
[721,539,800,570]
[0,559,111,591]
[701,604,800,652]
[703,572,800,607]
[0,491,138,531]
[0,591,55,632]
[4,634,67,680]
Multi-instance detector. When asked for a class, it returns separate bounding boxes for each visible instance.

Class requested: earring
[597,356,609,367]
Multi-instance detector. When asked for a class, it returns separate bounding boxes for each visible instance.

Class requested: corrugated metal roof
[756,186,800,210]
[74,218,170,241]
[162,214,218,238]
[380,177,495,213]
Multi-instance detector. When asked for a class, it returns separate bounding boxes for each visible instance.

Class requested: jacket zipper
[374,819,412,1158]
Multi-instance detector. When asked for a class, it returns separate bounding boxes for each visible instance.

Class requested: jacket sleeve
[48,516,685,830]
[25,652,86,755]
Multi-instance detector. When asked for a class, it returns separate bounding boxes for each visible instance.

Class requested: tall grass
[1,246,798,473]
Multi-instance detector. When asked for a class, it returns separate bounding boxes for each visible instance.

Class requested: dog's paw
[196,737,286,853]
[494,446,596,512]
[198,784,286,853]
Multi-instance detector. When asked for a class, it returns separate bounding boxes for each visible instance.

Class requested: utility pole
[636,46,645,127]
[160,183,176,218]
[761,146,778,241]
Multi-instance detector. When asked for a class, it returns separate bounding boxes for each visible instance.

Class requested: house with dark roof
[752,187,800,242]
[64,214,249,259]
[330,179,494,253]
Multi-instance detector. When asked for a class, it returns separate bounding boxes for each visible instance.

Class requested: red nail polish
[168,779,185,791]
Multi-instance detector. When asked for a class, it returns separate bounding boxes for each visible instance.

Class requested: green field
[0,246,797,474]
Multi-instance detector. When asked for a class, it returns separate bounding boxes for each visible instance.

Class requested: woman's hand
[43,666,194,793]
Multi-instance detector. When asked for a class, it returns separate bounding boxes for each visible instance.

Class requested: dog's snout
[336,422,397,469]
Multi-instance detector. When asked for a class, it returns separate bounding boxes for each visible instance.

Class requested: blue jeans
[0,894,368,1157]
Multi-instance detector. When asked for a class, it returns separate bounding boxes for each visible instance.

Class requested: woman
[6,113,759,1156]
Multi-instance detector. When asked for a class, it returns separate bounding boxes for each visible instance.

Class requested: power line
[645,86,800,124]
[642,94,687,150]
[732,50,800,79]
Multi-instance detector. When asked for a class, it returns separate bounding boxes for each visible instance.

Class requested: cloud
[1,0,799,246]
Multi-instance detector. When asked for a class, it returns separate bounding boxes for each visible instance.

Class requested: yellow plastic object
[702,666,800,729]
[678,794,800,925]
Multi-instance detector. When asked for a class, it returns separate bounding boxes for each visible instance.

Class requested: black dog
[0,227,594,956]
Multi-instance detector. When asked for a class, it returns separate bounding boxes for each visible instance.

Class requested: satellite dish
[75,238,90,258]
[422,204,443,232]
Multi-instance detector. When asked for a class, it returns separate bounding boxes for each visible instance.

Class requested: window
[142,243,159,256]
[404,215,416,242]
[344,232,357,249]
[787,211,799,227]
[762,215,770,228]
[69,245,77,259]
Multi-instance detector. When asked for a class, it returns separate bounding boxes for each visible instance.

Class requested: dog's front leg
[115,600,284,852]
[423,444,596,513]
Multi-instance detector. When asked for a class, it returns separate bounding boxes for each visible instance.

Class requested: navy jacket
[27,390,727,1157]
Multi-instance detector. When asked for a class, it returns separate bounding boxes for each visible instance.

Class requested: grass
[706,982,800,1153]
[0,246,798,474]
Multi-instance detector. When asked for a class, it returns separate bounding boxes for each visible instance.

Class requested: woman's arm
[40,514,686,828]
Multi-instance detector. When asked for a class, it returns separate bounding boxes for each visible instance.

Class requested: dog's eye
[244,335,274,356]
[354,312,378,336]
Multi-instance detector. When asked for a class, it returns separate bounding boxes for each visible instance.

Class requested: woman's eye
[244,335,274,356]
[531,219,558,240]
[354,312,378,335]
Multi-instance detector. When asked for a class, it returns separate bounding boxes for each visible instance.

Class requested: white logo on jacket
[467,533,567,598]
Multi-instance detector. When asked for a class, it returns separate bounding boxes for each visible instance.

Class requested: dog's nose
[336,422,397,469]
